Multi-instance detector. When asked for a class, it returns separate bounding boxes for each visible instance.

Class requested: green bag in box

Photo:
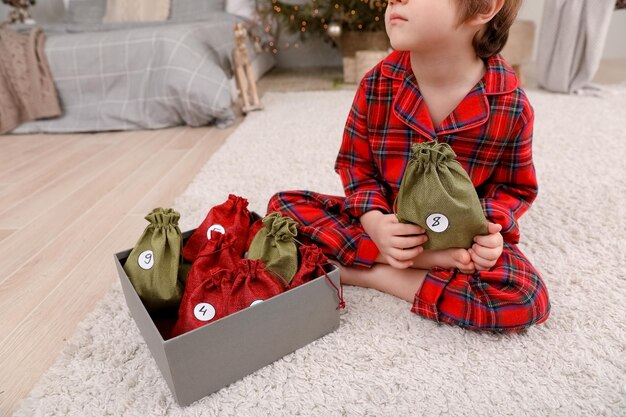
[394,142,488,250]
[123,207,183,312]
[247,212,298,285]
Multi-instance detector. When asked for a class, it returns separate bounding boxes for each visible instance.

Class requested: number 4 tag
[194,303,216,321]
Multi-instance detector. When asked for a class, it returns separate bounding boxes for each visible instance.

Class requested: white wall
[598,10,626,59]
[519,0,626,59]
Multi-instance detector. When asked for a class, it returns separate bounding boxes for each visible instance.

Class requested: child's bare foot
[334,262,372,287]
[336,263,427,302]
[412,248,475,273]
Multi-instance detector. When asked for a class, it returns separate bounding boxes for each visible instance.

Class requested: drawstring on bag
[322,262,346,310]
[295,237,345,310]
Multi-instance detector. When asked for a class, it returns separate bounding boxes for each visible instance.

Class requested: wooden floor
[0,126,240,417]
[1,60,624,416]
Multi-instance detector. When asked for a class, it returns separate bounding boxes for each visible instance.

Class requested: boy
[268,0,550,332]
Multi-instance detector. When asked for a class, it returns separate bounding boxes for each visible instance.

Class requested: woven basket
[340,31,390,83]
[339,31,390,57]
[342,57,357,84]
[355,50,389,82]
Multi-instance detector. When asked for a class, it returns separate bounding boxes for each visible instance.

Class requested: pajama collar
[380,50,519,139]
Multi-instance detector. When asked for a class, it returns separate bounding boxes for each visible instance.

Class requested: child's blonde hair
[457,0,523,58]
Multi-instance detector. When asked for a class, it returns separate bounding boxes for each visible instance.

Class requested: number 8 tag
[426,213,449,233]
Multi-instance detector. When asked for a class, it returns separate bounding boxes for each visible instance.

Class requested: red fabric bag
[184,232,241,294]
[289,244,328,289]
[171,269,235,337]
[228,259,287,315]
[182,194,251,262]
[290,244,346,310]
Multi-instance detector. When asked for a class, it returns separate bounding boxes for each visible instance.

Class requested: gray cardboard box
[114,229,341,406]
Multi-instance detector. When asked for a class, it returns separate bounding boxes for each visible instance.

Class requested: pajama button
[194,303,216,321]
[426,213,449,233]
[207,224,226,240]
[137,250,154,270]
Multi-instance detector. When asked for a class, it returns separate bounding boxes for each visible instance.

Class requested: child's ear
[467,0,505,26]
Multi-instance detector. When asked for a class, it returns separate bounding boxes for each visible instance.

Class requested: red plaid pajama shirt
[268,51,550,332]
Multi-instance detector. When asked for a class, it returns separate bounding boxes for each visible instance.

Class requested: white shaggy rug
[14,89,626,416]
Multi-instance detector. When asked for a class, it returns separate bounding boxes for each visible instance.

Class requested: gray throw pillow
[170,0,226,22]
[66,0,107,24]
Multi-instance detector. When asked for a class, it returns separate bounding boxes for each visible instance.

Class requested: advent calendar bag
[171,269,235,337]
[123,208,183,312]
[182,194,251,262]
[184,232,241,293]
[290,245,346,309]
[395,142,488,250]
[289,244,328,289]
[247,212,299,284]
[178,259,193,286]
[228,259,287,314]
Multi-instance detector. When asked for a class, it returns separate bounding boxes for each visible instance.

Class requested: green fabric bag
[123,208,183,312]
[247,212,298,284]
[394,142,488,250]
[178,259,193,285]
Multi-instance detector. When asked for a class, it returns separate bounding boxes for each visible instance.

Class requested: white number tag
[426,213,449,233]
[194,303,216,321]
[207,224,226,240]
[138,250,154,270]
[250,299,264,307]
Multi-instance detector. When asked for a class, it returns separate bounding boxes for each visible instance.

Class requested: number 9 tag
[138,250,154,270]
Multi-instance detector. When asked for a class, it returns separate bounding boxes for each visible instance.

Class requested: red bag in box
[171,269,235,337]
[184,232,241,294]
[228,259,287,315]
[289,244,328,289]
[182,194,251,262]
[290,244,346,310]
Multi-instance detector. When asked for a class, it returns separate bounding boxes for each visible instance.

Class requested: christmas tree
[268,0,387,41]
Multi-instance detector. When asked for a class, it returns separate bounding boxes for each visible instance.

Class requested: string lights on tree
[259,0,387,53]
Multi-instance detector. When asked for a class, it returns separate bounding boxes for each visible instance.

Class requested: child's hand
[361,211,427,269]
[468,222,503,271]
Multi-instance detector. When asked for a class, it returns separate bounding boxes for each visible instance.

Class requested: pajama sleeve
[334,80,391,219]
[479,101,538,244]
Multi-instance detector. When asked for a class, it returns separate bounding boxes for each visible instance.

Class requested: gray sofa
[12,0,274,133]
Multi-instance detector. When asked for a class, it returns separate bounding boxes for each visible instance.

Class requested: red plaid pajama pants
[268,190,550,332]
